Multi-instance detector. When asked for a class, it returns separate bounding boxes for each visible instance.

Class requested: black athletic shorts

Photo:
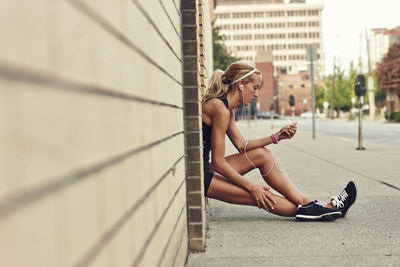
[204,162,214,196]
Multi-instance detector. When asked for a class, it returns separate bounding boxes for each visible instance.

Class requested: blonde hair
[203,60,262,102]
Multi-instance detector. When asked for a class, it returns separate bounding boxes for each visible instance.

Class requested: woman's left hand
[275,122,297,141]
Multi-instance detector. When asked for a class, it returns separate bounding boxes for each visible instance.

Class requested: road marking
[336,136,351,141]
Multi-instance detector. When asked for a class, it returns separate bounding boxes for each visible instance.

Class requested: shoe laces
[332,190,348,209]
[314,200,326,207]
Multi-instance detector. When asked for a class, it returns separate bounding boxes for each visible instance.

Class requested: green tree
[373,69,386,104]
[324,62,358,115]
[346,61,359,104]
[315,83,326,110]
[334,67,351,111]
[212,22,239,70]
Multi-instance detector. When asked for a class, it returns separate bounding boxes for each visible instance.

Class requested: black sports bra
[202,96,229,163]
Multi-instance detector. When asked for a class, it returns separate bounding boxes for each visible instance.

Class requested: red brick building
[278,72,312,116]
[256,61,275,112]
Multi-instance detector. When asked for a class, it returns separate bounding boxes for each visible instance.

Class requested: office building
[370,26,400,69]
[214,0,324,76]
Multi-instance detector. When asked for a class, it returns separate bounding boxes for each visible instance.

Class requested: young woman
[202,61,356,221]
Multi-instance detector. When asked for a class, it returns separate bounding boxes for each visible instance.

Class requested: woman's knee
[253,147,274,165]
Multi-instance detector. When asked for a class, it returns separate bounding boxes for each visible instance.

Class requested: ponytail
[203,61,262,102]
[202,69,226,102]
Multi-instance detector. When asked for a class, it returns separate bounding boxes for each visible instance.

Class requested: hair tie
[221,76,229,85]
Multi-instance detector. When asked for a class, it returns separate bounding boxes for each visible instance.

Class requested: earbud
[239,85,243,91]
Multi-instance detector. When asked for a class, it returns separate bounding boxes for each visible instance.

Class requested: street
[252,117,400,147]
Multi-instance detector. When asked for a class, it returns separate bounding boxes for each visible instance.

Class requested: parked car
[300,111,313,118]
[300,111,327,118]
[257,111,280,119]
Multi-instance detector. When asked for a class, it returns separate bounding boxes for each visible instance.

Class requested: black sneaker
[295,201,342,221]
[331,181,357,218]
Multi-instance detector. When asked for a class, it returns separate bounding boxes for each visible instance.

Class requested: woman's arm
[234,121,298,152]
[226,111,276,152]
[226,111,246,153]
[211,106,250,189]
[227,111,298,151]
[210,105,275,210]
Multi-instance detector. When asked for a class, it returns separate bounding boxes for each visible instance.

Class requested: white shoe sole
[295,211,342,221]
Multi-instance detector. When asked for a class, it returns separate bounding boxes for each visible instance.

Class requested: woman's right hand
[248,184,276,211]
[275,122,297,141]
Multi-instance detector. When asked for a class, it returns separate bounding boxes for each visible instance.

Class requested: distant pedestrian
[202,60,356,221]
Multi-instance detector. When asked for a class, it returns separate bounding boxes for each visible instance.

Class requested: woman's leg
[207,146,312,216]
[225,147,312,206]
[207,176,298,217]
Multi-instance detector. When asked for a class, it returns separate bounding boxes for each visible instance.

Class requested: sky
[307,0,400,75]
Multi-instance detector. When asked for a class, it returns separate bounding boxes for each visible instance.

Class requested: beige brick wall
[203,0,214,83]
[0,0,188,266]
[182,0,213,252]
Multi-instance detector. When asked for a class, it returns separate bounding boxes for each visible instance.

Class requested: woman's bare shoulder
[203,98,229,116]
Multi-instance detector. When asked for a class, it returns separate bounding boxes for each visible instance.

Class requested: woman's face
[240,75,262,106]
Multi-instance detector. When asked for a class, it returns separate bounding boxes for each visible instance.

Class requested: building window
[308,32,320,38]
[232,12,252,19]
[287,21,308,27]
[233,34,252,40]
[288,43,320,49]
[265,11,285,17]
[266,33,286,39]
[232,23,252,30]
[288,32,309,39]
[216,13,230,19]
[287,10,307,17]
[308,10,319,16]
[255,45,265,51]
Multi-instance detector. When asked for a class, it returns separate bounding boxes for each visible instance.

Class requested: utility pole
[311,55,316,139]
[366,28,375,120]
[306,44,317,139]
[330,57,336,119]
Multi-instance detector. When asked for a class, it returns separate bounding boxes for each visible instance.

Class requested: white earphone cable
[241,87,257,170]
[240,83,284,177]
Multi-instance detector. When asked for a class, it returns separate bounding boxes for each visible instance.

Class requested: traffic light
[355,74,366,97]
[289,95,295,107]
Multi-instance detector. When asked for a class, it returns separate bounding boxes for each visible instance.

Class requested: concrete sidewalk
[186,125,400,266]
